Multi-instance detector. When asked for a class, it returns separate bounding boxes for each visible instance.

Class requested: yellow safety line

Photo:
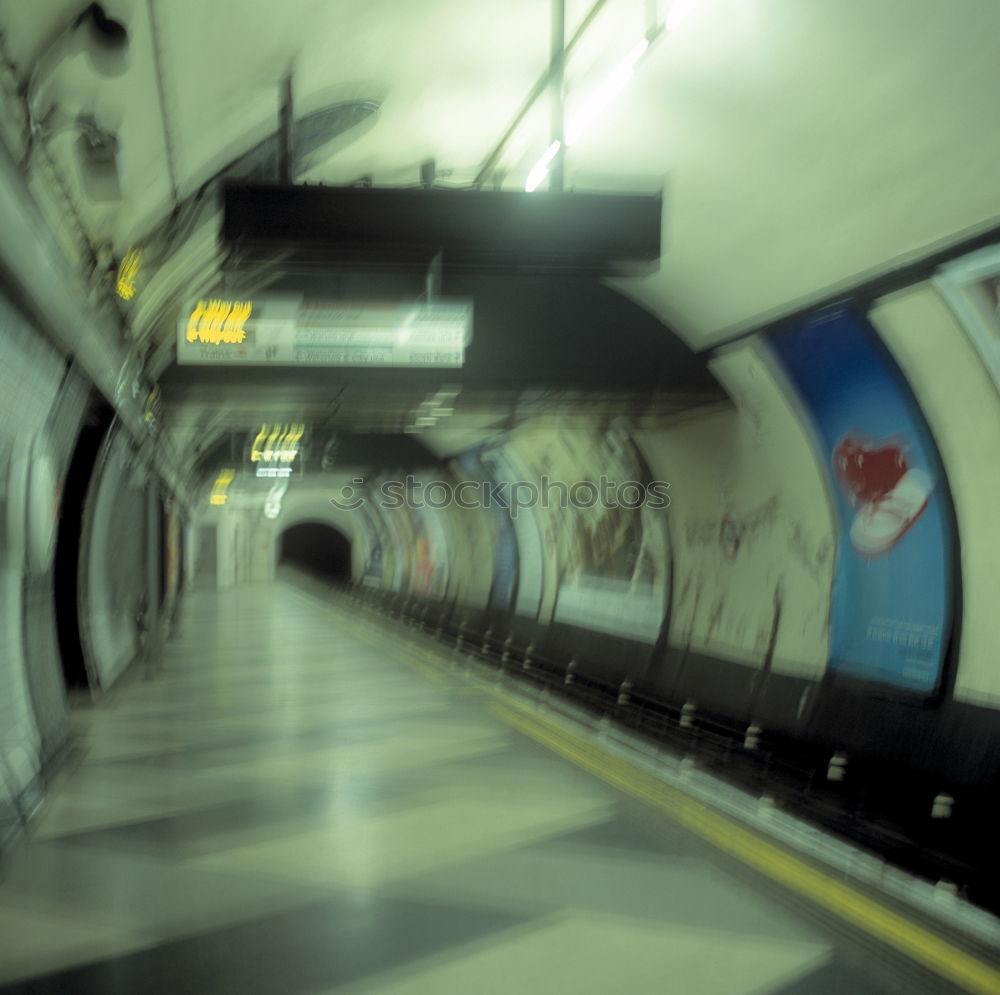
[288,584,1000,992]
[487,700,1000,995]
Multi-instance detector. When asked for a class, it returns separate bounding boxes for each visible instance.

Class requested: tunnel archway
[278,521,353,585]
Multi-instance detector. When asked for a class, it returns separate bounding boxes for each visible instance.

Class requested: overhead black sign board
[222,183,662,275]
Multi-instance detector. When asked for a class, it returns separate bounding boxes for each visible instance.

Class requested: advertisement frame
[768,304,957,698]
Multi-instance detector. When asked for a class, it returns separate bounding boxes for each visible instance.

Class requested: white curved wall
[872,282,1000,707]
[0,294,72,808]
[634,342,836,677]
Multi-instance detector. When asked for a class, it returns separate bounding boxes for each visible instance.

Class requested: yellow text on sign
[117,248,142,300]
[251,424,303,463]
[210,468,235,506]
[186,300,252,344]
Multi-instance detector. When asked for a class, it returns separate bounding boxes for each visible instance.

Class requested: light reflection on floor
[0,577,906,994]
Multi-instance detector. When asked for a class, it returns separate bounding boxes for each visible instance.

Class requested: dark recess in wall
[54,398,114,690]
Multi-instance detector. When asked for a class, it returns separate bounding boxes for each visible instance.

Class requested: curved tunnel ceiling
[4,0,1000,360]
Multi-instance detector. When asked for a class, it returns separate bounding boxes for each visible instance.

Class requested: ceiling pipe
[146,0,179,207]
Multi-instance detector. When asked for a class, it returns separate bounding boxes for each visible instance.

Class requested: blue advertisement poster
[769,307,954,694]
[457,447,519,611]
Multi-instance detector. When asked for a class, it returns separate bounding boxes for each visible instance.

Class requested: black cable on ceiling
[146,0,179,208]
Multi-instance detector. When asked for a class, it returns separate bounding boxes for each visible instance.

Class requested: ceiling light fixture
[75,3,130,76]
[564,36,650,148]
[525,139,562,193]
[666,0,698,31]
[524,18,667,192]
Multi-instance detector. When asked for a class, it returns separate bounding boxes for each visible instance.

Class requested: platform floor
[0,577,982,993]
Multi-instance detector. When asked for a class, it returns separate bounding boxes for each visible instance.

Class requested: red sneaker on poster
[832,433,933,557]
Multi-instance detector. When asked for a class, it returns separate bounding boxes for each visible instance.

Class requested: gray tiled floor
[0,579,935,992]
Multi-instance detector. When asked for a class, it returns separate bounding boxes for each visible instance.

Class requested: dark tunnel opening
[279,522,353,585]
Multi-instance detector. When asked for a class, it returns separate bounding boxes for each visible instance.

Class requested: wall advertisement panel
[457,448,519,612]
[550,425,671,645]
[367,476,410,591]
[500,419,671,642]
[478,445,545,618]
[408,475,450,601]
[356,504,387,588]
[769,307,955,694]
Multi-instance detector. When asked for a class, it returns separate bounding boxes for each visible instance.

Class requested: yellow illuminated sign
[186,300,252,344]
[249,425,268,462]
[116,248,142,300]
[262,424,282,462]
[280,424,304,462]
[209,468,236,506]
[251,424,303,464]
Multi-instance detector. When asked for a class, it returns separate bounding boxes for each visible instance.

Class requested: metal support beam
[550,0,566,192]
[146,0,179,206]
[473,0,609,188]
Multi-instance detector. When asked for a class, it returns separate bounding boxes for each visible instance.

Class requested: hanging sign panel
[177,295,471,367]
[768,306,955,695]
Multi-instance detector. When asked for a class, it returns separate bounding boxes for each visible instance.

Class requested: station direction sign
[177,295,471,367]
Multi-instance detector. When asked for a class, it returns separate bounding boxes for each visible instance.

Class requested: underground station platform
[0,572,998,995]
